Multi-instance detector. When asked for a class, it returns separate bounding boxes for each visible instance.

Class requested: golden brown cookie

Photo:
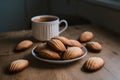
[9,59,29,72]
[37,49,61,60]
[34,43,47,53]
[62,47,83,60]
[79,31,93,42]
[86,41,102,52]
[70,40,82,48]
[52,36,72,46]
[47,39,66,52]
[15,40,33,51]
[83,57,104,72]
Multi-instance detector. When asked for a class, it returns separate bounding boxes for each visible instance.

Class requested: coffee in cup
[31,15,68,41]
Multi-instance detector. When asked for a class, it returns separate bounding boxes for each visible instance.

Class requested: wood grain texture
[0,25,120,80]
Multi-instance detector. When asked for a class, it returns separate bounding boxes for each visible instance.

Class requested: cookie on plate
[70,40,82,48]
[37,49,61,60]
[52,36,72,46]
[34,43,47,53]
[47,39,66,52]
[62,47,83,60]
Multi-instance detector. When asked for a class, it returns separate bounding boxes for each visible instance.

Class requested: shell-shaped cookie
[34,43,47,53]
[9,59,29,72]
[70,40,82,48]
[16,40,33,51]
[37,49,61,60]
[52,36,72,46]
[79,31,93,42]
[83,57,104,71]
[47,39,66,52]
[86,41,102,52]
[62,47,83,60]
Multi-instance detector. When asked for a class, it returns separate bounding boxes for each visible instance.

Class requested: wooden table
[0,25,120,80]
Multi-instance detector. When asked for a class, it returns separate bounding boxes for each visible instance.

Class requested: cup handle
[59,20,68,34]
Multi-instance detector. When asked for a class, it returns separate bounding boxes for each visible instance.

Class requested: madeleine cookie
[70,40,82,48]
[79,31,93,42]
[15,40,33,51]
[37,49,61,60]
[52,36,72,46]
[86,41,102,52]
[83,57,104,72]
[34,43,47,53]
[47,39,66,52]
[9,59,29,72]
[62,47,83,60]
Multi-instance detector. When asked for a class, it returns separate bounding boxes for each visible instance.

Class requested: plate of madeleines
[32,36,88,63]
[8,31,104,73]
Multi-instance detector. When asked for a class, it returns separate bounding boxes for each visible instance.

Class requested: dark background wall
[0,0,49,32]
[0,0,27,32]
[49,0,120,34]
[0,0,120,35]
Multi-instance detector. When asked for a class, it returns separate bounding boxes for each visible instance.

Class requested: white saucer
[32,46,87,64]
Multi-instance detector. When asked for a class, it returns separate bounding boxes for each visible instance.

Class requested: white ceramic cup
[31,15,68,41]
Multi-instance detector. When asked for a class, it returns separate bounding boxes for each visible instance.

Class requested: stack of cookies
[34,36,84,60]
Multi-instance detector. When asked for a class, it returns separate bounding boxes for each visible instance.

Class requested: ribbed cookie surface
[83,57,104,71]
[38,49,61,60]
[70,40,82,47]
[47,39,66,52]
[9,59,29,72]
[52,36,72,46]
[86,41,102,52]
[62,47,83,60]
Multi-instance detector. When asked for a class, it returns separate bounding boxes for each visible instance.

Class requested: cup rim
[31,15,59,23]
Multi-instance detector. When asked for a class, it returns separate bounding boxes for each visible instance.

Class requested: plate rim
[32,46,87,63]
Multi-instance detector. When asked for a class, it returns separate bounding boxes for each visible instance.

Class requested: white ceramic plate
[32,46,87,64]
